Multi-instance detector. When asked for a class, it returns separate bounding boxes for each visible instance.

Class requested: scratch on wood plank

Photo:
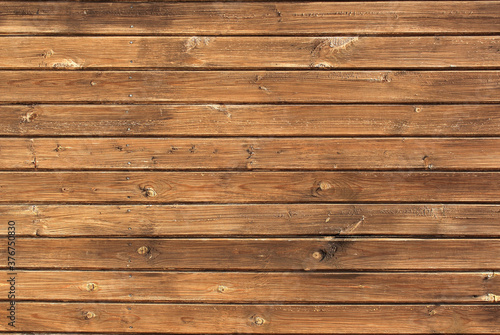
[28,138,37,169]
[340,216,365,234]
[208,104,231,119]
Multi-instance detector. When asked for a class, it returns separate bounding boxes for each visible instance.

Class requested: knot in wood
[484,272,496,280]
[86,282,97,291]
[21,111,37,123]
[254,316,265,325]
[318,181,332,191]
[137,246,150,255]
[85,311,96,319]
[312,251,323,260]
[143,186,157,198]
[217,285,227,293]
[485,293,499,302]
[313,243,337,262]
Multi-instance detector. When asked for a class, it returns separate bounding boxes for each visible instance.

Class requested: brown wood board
[3,137,500,170]
[2,104,500,136]
[1,71,500,103]
[1,204,500,237]
[1,271,498,303]
[2,36,500,69]
[2,1,500,35]
[2,238,500,270]
[1,303,500,333]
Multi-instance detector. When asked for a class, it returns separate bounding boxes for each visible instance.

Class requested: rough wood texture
[0,172,499,203]
[1,0,500,333]
[3,271,498,303]
[2,104,500,136]
[2,1,499,35]
[3,137,500,170]
[2,204,500,237]
[2,71,500,103]
[3,36,500,69]
[3,238,500,270]
[2,303,500,333]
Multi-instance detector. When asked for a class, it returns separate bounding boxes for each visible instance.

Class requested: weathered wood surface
[2,303,500,333]
[3,137,500,170]
[1,0,499,333]
[3,36,500,69]
[2,271,497,303]
[2,204,500,237]
[2,71,500,103]
[2,104,500,136]
[0,172,499,203]
[2,238,500,270]
[2,2,499,35]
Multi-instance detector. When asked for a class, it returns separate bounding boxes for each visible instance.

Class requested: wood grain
[3,36,500,69]
[2,104,500,136]
[0,172,499,203]
[3,238,500,270]
[3,137,500,170]
[1,0,499,333]
[2,271,498,303]
[2,303,500,333]
[2,1,499,35]
[2,204,500,237]
[2,71,500,103]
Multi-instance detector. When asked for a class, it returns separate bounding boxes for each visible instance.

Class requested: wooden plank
[3,238,500,270]
[0,172,499,203]
[3,36,500,69]
[1,2,499,35]
[3,137,500,171]
[2,71,500,103]
[3,271,498,303]
[2,104,500,136]
[2,303,500,333]
[3,204,500,237]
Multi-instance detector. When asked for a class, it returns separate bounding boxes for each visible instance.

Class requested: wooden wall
[0,0,499,333]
